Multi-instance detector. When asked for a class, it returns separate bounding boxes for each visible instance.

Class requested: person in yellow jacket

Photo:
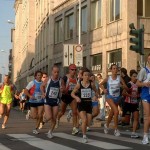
[0,75,15,129]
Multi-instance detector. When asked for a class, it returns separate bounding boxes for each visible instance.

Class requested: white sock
[83,135,86,138]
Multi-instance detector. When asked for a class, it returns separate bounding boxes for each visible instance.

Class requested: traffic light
[129,23,144,55]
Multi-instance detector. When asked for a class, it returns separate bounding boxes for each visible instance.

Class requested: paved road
[0,108,149,150]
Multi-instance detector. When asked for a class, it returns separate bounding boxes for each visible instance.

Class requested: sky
[0,0,15,76]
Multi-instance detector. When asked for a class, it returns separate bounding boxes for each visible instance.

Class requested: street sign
[63,44,69,66]
[74,44,83,67]
[63,44,83,67]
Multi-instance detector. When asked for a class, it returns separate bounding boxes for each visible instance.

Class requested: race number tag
[109,84,120,97]
[69,83,76,91]
[49,87,59,99]
[81,88,91,99]
[131,97,138,103]
[34,92,42,102]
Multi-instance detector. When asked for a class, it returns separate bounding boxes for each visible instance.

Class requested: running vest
[79,81,92,101]
[125,81,139,104]
[141,67,150,100]
[45,78,61,104]
[29,80,43,103]
[107,75,120,98]
[65,76,77,94]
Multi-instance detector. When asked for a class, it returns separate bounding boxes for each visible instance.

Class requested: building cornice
[14,0,22,11]
[52,0,70,11]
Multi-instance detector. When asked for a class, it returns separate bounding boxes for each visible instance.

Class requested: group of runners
[0,53,150,144]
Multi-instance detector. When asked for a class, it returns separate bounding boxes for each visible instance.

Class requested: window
[91,0,102,29]
[55,19,62,43]
[65,13,74,40]
[137,0,150,17]
[92,53,102,71]
[77,6,87,34]
[108,49,122,68]
[109,0,121,22]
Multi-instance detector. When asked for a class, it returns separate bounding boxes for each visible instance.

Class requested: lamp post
[78,0,81,45]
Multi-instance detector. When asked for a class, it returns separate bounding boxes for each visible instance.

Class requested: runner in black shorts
[71,68,98,143]
[122,70,140,138]
[56,64,79,135]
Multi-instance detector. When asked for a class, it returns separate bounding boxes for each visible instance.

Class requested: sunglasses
[71,69,76,71]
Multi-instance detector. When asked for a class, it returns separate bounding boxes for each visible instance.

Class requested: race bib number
[81,88,91,98]
[34,92,42,101]
[49,87,59,99]
[131,97,138,103]
[109,84,120,97]
[69,83,76,91]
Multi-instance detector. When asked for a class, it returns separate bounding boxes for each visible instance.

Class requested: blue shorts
[141,87,150,103]
[92,101,98,107]
[106,95,121,103]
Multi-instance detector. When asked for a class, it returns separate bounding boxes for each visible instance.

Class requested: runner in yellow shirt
[0,75,15,129]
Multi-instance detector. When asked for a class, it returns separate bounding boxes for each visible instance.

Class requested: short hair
[110,64,118,70]
[42,72,48,76]
[121,68,127,75]
[34,70,42,77]
[82,68,90,75]
[52,65,59,70]
[97,73,102,77]
[4,75,10,79]
[130,69,137,77]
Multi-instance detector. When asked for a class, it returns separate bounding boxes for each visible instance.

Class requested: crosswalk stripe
[54,132,132,149]
[0,143,11,150]
[7,134,76,150]
[87,132,146,145]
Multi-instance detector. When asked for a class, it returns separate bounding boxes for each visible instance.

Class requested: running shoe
[55,119,59,129]
[2,124,6,129]
[67,110,72,122]
[39,122,43,129]
[26,110,30,120]
[131,132,139,138]
[114,129,120,136]
[87,126,91,131]
[82,136,88,143]
[104,124,109,134]
[33,129,39,134]
[142,134,149,144]
[72,127,79,135]
[47,131,54,139]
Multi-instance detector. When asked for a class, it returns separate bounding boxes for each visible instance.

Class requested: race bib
[68,83,76,91]
[109,84,120,97]
[34,92,42,102]
[81,88,91,98]
[49,87,59,99]
[131,97,138,103]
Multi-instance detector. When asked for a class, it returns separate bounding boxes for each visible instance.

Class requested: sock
[83,135,86,138]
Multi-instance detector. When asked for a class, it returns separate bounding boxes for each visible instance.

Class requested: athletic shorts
[30,103,44,107]
[44,102,59,107]
[61,94,74,105]
[122,102,139,117]
[77,101,92,114]
[106,95,121,103]
[92,101,99,107]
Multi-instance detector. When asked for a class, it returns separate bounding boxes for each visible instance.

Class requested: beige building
[12,0,150,90]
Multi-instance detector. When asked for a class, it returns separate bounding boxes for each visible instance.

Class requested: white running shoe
[47,131,54,139]
[55,119,59,129]
[131,132,139,138]
[87,126,91,132]
[33,129,39,134]
[82,136,88,143]
[67,110,72,122]
[114,129,120,136]
[72,127,79,135]
[142,134,149,144]
[2,124,6,129]
[26,110,30,120]
[39,122,43,129]
[104,124,109,134]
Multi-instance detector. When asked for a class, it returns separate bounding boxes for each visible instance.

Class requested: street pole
[140,24,144,68]
[78,0,81,45]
